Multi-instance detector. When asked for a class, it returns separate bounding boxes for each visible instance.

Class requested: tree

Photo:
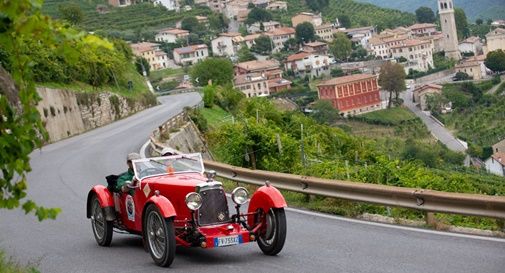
[295,22,315,44]
[203,84,216,108]
[350,46,368,61]
[453,71,471,81]
[379,62,406,108]
[190,58,234,86]
[237,45,256,62]
[330,33,352,61]
[135,57,150,76]
[454,8,469,40]
[247,2,255,9]
[209,12,229,32]
[181,16,201,32]
[311,100,339,125]
[330,67,344,77]
[283,38,298,51]
[339,15,351,28]
[251,35,272,55]
[215,84,245,113]
[246,7,272,25]
[415,7,435,23]
[58,2,83,25]
[305,0,329,12]
[476,18,483,25]
[485,49,505,73]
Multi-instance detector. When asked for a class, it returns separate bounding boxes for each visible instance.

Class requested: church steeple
[438,0,461,60]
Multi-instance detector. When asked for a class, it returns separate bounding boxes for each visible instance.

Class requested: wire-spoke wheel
[257,208,287,256]
[91,195,113,246]
[144,204,175,267]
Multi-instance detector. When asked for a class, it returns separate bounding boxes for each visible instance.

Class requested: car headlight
[231,187,249,205]
[185,192,202,211]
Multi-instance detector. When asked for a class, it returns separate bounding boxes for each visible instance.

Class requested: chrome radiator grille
[197,188,230,226]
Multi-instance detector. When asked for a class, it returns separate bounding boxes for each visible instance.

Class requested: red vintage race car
[86,153,287,267]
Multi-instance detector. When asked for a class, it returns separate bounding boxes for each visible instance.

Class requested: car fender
[143,195,177,219]
[247,185,287,227]
[86,185,115,221]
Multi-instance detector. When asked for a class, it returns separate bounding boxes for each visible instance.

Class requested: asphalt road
[1,92,504,273]
[402,88,467,153]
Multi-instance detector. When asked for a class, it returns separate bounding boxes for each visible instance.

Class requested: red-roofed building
[265,27,295,52]
[303,41,328,55]
[173,44,208,65]
[390,39,434,72]
[285,52,333,78]
[317,74,382,116]
[155,28,190,43]
[235,60,291,93]
[412,84,443,110]
[130,42,169,70]
[408,23,437,37]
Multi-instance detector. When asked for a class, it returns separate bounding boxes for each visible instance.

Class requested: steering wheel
[139,167,164,178]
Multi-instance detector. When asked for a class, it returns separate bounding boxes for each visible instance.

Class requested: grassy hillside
[279,0,416,29]
[42,1,211,40]
[356,0,505,21]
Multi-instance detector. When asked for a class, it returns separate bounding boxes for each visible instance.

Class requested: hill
[355,0,505,21]
[281,0,416,29]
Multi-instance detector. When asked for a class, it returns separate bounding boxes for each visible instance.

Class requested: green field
[275,0,416,29]
[200,105,232,128]
[354,107,417,125]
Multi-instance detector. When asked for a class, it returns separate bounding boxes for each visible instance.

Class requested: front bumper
[198,223,255,248]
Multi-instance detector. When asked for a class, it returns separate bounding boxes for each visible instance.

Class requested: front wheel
[144,204,176,267]
[257,208,287,256]
[91,195,113,246]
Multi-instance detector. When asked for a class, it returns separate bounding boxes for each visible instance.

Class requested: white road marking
[140,139,150,158]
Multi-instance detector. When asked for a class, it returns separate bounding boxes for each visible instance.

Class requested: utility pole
[301,124,306,167]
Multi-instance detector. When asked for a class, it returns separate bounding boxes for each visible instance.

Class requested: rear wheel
[257,208,287,256]
[144,204,176,267]
[91,195,113,246]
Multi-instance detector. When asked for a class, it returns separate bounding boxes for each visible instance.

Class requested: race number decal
[126,195,135,221]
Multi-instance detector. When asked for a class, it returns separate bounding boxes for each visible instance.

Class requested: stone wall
[36,87,153,142]
[165,122,212,160]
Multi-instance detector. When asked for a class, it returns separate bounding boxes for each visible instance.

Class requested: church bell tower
[438,0,461,60]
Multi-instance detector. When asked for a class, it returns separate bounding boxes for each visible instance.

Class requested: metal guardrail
[202,160,505,220]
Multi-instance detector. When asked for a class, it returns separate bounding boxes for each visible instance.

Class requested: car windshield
[132,153,204,180]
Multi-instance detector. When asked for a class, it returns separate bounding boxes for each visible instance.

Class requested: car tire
[257,208,287,256]
[144,204,176,267]
[90,194,113,246]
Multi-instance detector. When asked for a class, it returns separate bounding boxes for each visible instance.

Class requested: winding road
[1,93,504,273]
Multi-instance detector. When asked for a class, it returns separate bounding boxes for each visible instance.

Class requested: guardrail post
[425,212,436,227]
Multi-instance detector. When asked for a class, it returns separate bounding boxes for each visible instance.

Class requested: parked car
[86,153,287,267]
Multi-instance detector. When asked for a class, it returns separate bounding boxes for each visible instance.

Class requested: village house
[458,36,483,55]
[303,41,329,55]
[207,0,228,13]
[412,84,443,110]
[291,12,323,27]
[344,26,375,48]
[285,51,333,78]
[224,0,249,20]
[390,39,434,72]
[266,1,287,11]
[485,152,505,177]
[108,0,131,7]
[408,23,438,37]
[173,44,209,65]
[493,139,505,154]
[235,60,291,93]
[485,28,505,53]
[265,27,296,53]
[234,73,270,97]
[315,24,336,42]
[368,37,390,59]
[243,33,261,48]
[155,28,190,43]
[248,21,281,33]
[317,74,382,116]
[130,42,169,70]
[455,55,488,80]
[211,32,243,57]
[153,0,178,10]
[418,33,445,53]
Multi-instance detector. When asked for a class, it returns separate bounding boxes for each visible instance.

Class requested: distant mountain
[355,0,505,21]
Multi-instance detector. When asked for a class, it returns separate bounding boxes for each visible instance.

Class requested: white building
[455,55,488,80]
[485,28,505,53]
[248,21,281,33]
[458,36,483,55]
[390,39,434,72]
[485,152,505,176]
[408,23,438,37]
[344,26,376,48]
[291,12,323,27]
[130,42,169,70]
[285,51,332,78]
[265,27,295,53]
[173,44,209,65]
[315,24,336,42]
[155,28,190,43]
[153,0,178,10]
[234,73,270,97]
[266,1,287,11]
[207,0,228,13]
[211,32,243,57]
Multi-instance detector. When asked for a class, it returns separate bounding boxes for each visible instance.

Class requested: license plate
[215,235,240,247]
